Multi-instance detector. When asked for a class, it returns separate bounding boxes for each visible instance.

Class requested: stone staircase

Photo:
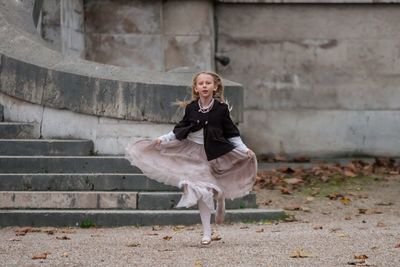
[0,104,285,227]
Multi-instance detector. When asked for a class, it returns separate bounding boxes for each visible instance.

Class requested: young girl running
[125,71,257,245]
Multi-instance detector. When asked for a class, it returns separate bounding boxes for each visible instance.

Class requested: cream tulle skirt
[125,139,257,211]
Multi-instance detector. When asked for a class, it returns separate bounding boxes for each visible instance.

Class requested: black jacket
[173,100,240,161]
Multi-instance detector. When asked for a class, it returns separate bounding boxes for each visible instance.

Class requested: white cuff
[228,136,248,153]
[158,131,176,143]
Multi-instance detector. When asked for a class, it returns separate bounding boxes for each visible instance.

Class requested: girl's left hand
[247,149,254,158]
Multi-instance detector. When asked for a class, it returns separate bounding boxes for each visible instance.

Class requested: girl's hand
[247,149,254,158]
[155,138,161,145]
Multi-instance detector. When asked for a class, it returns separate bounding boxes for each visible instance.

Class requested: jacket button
[205,121,208,124]
[197,120,200,124]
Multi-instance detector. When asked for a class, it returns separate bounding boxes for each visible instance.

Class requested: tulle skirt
[125,139,257,211]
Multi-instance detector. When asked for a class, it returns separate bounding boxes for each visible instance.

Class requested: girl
[125,71,257,245]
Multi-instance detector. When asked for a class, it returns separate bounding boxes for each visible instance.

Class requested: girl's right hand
[155,138,162,145]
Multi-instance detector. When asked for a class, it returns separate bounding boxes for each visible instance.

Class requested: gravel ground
[1,176,399,267]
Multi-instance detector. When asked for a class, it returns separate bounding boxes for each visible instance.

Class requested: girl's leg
[198,199,212,245]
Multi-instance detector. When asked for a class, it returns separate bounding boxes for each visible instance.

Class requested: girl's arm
[156,131,176,144]
[227,136,248,153]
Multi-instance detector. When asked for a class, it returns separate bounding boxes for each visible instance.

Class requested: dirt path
[0,176,399,266]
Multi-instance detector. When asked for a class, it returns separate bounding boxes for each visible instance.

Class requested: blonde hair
[176,71,225,108]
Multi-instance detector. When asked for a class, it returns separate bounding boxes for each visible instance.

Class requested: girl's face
[194,73,216,100]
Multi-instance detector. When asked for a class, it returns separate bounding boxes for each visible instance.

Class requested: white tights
[198,199,212,239]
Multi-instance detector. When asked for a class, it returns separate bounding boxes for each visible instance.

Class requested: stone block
[164,35,212,72]
[242,110,400,157]
[0,55,46,104]
[85,33,163,70]
[0,156,140,173]
[0,139,93,156]
[0,191,137,209]
[0,174,178,191]
[0,123,39,139]
[163,0,213,35]
[84,0,161,34]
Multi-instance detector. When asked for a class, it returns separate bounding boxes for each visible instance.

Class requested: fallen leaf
[376,222,386,228]
[152,225,162,231]
[61,229,76,234]
[56,236,70,240]
[375,201,393,206]
[15,227,33,236]
[284,178,304,185]
[327,192,344,200]
[172,225,186,232]
[358,209,368,214]
[290,249,313,258]
[144,233,159,236]
[239,226,249,229]
[62,252,69,257]
[354,255,368,260]
[283,205,301,211]
[32,252,49,260]
[344,170,357,177]
[211,234,222,241]
[345,216,352,220]
[256,228,264,233]
[340,197,352,205]
[8,238,21,242]
[127,243,141,247]
[158,248,173,252]
[293,156,310,162]
[337,233,349,238]
[280,187,292,195]
[163,236,172,241]
[305,197,314,203]
[395,243,400,248]
[300,207,311,212]
[194,259,203,266]
[313,225,323,230]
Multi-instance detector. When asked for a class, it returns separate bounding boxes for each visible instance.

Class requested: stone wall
[216,3,400,157]
[84,0,214,72]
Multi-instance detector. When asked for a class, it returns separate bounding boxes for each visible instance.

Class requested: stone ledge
[217,0,400,3]
[0,209,286,227]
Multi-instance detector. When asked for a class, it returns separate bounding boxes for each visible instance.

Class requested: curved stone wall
[0,0,244,125]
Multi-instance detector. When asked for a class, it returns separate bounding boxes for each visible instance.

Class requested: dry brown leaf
[56,236,70,240]
[144,233,159,236]
[395,243,400,248]
[313,225,323,230]
[8,238,21,242]
[194,259,203,266]
[344,170,357,177]
[340,197,352,205]
[376,222,386,228]
[290,249,313,258]
[172,225,186,232]
[163,236,172,241]
[211,234,222,241]
[358,208,368,214]
[32,252,49,260]
[62,252,69,258]
[15,227,34,236]
[280,187,292,195]
[283,205,301,211]
[152,225,162,231]
[127,243,141,247]
[284,178,304,185]
[354,255,368,260]
[256,228,264,233]
[375,201,393,206]
[240,226,249,229]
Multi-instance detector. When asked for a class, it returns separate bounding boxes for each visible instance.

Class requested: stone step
[0,104,3,121]
[0,173,177,191]
[0,191,137,209]
[0,122,39,139]
[137,192,258,210]
[0,156,139,173]
[0,191,258,210]
[0,209,286,227]
[0,139,94,156]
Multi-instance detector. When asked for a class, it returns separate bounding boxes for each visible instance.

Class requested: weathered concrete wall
[84,0,214,71]
[60,0,85,57]
[0,92,172,154]
[216,4,400,157]
[40,0,61,50]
